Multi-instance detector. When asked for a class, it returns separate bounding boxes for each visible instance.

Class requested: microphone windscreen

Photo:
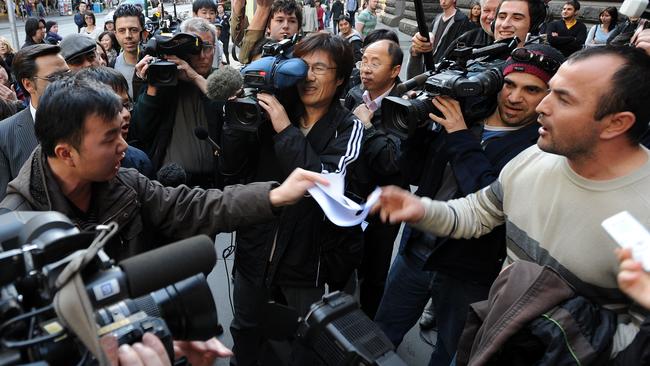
[119,235,217,297]
[156,163,186,188]
[194,126,209,140]
[206,65,244,101]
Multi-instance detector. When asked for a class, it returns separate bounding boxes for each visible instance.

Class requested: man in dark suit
[0,44,69,199]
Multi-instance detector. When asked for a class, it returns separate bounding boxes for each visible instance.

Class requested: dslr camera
[382,39,519,138]
[225,35,308,132]
[0,211,219,365]
[144,32,204,87]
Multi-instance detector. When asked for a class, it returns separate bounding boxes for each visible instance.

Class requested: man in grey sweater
[374,46,650,363]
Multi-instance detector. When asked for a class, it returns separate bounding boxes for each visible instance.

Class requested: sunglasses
[510,48,561,74]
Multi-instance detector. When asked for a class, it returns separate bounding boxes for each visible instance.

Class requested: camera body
[225,35,308,132]
[382,40,518,139]
[144,32,203,87]
[0,211,219,365]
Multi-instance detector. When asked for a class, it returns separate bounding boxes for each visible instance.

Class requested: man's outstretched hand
[371,186,425,224]
[269,168,330,207]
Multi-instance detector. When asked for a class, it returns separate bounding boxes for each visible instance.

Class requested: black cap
[60,34,96,62]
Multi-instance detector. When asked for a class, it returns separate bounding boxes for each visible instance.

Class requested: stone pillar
[380,0,406,27]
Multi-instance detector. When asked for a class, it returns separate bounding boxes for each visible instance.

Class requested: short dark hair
[497,0,546,34]
[35,77,122,157]
[270,0,303,27]
[98,31,120,53]
[25,17,41,38]
[193,0,218,14]
[362,29,399,48]
[76,66,129,95]
[565,0,580,11]
[84,10,96,25]
[386,40,403,67]
[294,32,353,101]
[600,6,618,29]
[338,15,351,24]
[12,44,60,97]
[113,4,145,28]
[45,20,57,33]
[568,46,650,143]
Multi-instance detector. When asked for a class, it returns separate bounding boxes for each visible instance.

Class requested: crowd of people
[1,0,650,365]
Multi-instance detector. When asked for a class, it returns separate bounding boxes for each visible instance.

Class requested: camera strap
[53,222,119,366]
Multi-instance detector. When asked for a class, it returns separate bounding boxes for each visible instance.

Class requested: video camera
[382,38,519,139]
[225,35,308,132]
[144,32,204,87]
[0,211,219,365]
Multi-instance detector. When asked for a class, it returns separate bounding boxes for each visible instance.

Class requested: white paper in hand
[307,172,381,227]
[602,211,650,272]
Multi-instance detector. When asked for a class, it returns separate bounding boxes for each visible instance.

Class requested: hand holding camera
[257,92,291,133]
[430,95,468,133]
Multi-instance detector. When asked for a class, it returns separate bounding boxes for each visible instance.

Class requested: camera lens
[96,274,218,341]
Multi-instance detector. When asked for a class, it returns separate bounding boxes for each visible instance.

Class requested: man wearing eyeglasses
[220,32,363,366]
[374,43,564,366]
[0,44,69,200]
[130,17,224,189]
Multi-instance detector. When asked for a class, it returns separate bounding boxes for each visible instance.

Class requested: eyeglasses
[122,100,134,112]
[33,69,71,82]
[201,42,215,54]
[360,60,383,70]
[510,48,561,73]
[306,63,337,75]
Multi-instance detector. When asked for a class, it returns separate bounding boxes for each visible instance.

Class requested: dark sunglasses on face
[510,48,561,74]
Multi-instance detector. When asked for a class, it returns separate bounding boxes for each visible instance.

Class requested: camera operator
[129,17,223,188]
[375,46,650,364]
[232,0,302,64]
[220,33,362,365]
[374,44,564,365]
[342,39,406,318]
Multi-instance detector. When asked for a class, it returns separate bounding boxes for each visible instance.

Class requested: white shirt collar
[29,101,36,123]
[362,85,395,112]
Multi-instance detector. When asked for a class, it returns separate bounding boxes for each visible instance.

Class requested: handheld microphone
[206,65,244,101]
[194,127,222,156]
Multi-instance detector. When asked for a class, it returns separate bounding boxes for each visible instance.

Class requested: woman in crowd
[316,0,325,30]
[468,1,481,25]
[104,19,115,32]
[98,31,120,65]
[45,20,62,44]
[0,37,16,70]
[585,7,618,47]
[80,10,102,39]
[22,18,45,48]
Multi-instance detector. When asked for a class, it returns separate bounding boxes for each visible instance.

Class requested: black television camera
[0,211,219,365]
[144,32,204,87]
[225,35,308,132]
[382,38,519,139]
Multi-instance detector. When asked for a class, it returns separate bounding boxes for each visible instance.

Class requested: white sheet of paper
[602,211,650,272]
[307,173,381,227]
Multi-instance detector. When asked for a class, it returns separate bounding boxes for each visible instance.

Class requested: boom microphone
[118,235,217,297]
[206,65,244,101]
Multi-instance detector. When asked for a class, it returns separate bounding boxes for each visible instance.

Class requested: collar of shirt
[30,101,36,123]
[564,18,577,29]
[362,85,394,113]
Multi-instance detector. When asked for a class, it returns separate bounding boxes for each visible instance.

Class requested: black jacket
[0,146,279,262]
[546,20,587,57]
[129,80,224,180]
[441,27,494,60]
[220,104,364,288]
[400,122,540,284]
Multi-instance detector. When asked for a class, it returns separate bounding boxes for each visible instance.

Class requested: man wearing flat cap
[60,33,101,70]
